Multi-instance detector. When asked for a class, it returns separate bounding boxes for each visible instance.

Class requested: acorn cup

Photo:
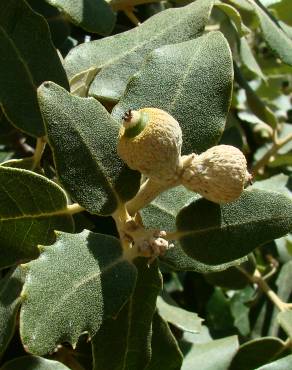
[117,108,183,184]
[181,145,252,204]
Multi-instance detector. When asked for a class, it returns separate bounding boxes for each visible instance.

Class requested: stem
[32,137,46,170]
[124,8,141,26]
[237,267,292,312]
[112,205,138,261]
[126,178,175,216]
[253,131,292,175]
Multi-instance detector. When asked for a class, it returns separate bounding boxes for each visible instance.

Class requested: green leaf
[38,82,140,215]
[254,124,292,164]
[0,0,68,137]
[0,151,13,164]
[64,0,214,103]
[145,312,183,370]
[204,255,256,290]
[157,296,202,333]
[176,189,292,265]
[229,337,286,370]
[239,37,266,81]
[230,286,254,336]
[254,354,292,370]
[270,0,292,26]
[92,258,162,370]
[206,287,235,333]
[267,153,292,168]
[1,356,71,370]
[249,0,292,65]
[0,27,43,138]
[26,0,70,49]
[251,174,292,198]
[0,108,16,145]
[215,2,251,36]
[0,167,74,270]
[0,267,25,356]
[20,230,137,355]
[70,66,99,97]
[142,186,248,272]
[234,63,278,128]
[276,261,292,302]
[182,336,239,370]
[113,31,233,154]
[275,234,292,262]
[1,157,35,171]
[227,0,253,13]
[278,310,292,339]
[45,0,116,35]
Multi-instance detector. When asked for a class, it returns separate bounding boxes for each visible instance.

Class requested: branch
[253,131,292,175]
[32,136,46,170]
[126,178,176,216]
[237,267,292,312]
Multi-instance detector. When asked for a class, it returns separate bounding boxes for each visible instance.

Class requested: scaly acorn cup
[117,108,183,184]
[181,145,252,204]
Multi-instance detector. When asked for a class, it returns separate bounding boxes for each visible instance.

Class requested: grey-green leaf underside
[157,296,202,333]
[182,336,239,370]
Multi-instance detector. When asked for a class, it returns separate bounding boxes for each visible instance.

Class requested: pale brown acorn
[117,108,183,184]
[181,145,252,204]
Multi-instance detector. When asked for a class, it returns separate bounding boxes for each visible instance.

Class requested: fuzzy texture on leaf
[112,32,233,155]
[64,0,214,103]
[0,167,74,269]
[20,230,137,355]
[38,82,140,215]
[92,259,162,370]
[177,189,292,265]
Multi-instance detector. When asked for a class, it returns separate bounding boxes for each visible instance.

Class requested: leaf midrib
[178,214,292,238]
[23,256,126,342]
[48,100,122,207]
[0,207,69,221]
[88,0,212,77]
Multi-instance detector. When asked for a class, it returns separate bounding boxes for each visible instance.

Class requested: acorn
[117,108,182,184]
[181,145,252,204]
